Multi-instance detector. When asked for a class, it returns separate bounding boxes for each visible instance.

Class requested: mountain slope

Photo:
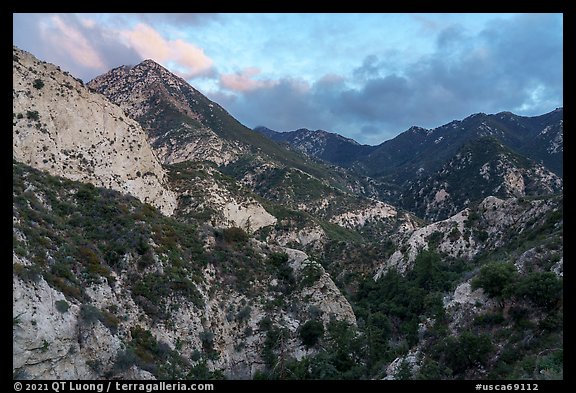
[13,161,356,379]
[400,137,562,221]
[358,109,563,181]
[89,59,417,244]
[254,126,376,167]
[14,48,563,381]
[12,46,177,215]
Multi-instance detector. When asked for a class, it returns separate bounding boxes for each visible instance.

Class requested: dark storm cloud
[215,76,349,133]
[217,80,330,132]
[333,13,562,139]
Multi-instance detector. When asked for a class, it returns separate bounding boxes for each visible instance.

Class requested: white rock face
[222,200,276,232]
[384,349,421,380]
[153,128,242,166]
[375,209,478,277]
[284,248,357,327]
[433,189,450,204]
[443,282,495,333]
[478,196,560,246]
[330,200,397,229]
[12,47,177,215]
[14,240,355,380]
[374,194,561,279]
[271,226,326,248]
[13,274,110,380]
[173,164,276,231]
[503,168,525,196]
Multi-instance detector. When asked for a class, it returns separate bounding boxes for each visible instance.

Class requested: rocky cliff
[13,47,177,215]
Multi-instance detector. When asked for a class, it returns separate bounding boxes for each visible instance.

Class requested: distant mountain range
[256,109,562,220]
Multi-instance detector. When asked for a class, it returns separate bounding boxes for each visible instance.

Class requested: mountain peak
[133,58,173,74]
[139,58,161,67]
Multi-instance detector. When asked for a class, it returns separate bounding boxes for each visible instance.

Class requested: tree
[442,331,493,375]
[516,272,562,310]
[472,262,517,302]
[299,320,324,348]
[411,250,444,291]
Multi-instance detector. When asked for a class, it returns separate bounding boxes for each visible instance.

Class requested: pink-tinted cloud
[317,73,345,85]
[220,67,278,92]
[122,23,213,78]
[40,15,106,69]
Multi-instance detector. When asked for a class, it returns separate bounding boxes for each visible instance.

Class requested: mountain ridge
[13,47,563,381]
[256,109,562,221]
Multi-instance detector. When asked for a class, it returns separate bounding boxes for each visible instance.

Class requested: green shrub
[55,299,70,313]
[301,263,323,287]
[471,262,517,300]
[236,306,252,323]
[13,263,42,283]
[473,312,505,326]
[33,79,44,89]
[100,310,120,334]
[299,320,325,348]
[26,110,40,121]
[441,331,493,375]
[221,227,248,243]
[515,272,562,310]
[199,330,215,352]
[80,304,102,324]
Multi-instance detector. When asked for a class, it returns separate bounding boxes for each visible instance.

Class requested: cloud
[211,73,350,135]
[41,15,106,69]
[13,13,562,145]
[213,77,339,133]
[14,13,142,82]
[220,67,277,92]
[122,23,213,78]
[332,13,563,140]
[13,14,214,82]
[214,14,561,145]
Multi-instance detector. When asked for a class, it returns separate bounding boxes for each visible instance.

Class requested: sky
[13,13,563,145]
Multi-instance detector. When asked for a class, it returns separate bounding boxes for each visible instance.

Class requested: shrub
[112,349,139,373]
[473,312,505,326]
[221,227,248,244]
[236,306,252,323]
[55,299,70,313]
[199,330,215,352]
[427,231,443,248]
[26,110,40,121]
[13,263,42,283]
[301,263,323,287]
[80,304,102,324]
[448,227,461,242]
[32,79,44,89]
[100,310,120,334]
[299,320,324,348]
[441,331,493,374]
[515,272,562,310]
[471,262,517,300]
